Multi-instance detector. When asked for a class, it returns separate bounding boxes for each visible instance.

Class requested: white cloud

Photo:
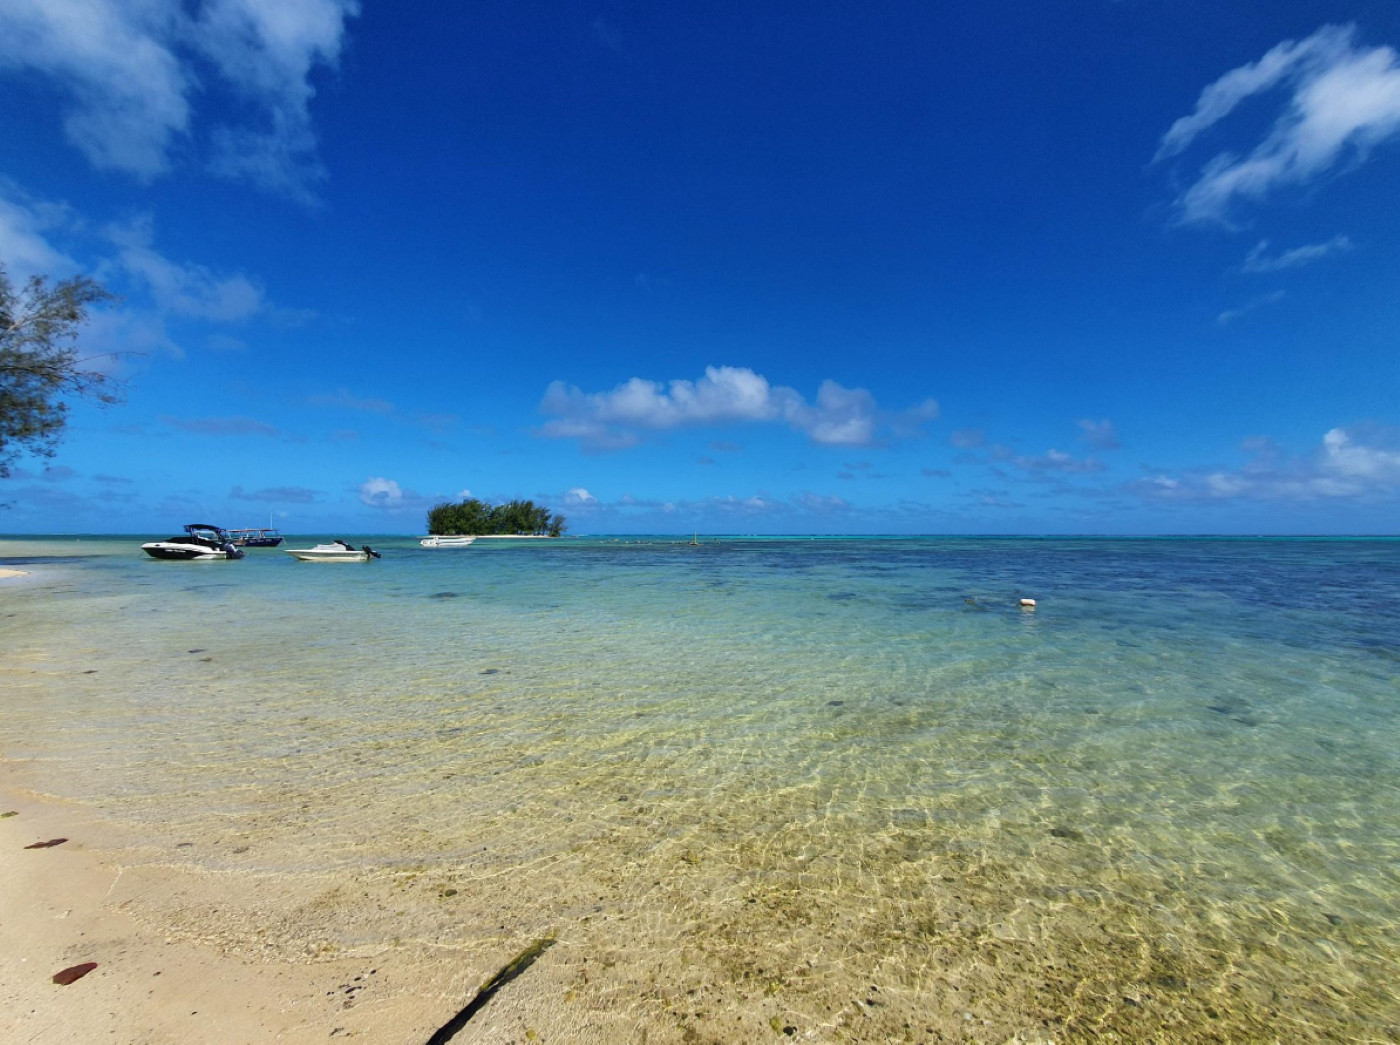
[1131,425,1400,503]
[0,0,191,179]
[539,365,936,450]
[358,476,403,509]
[1242,235,1352,272]
[0,0,358,199]
[194,0,358,200]
[1323,426,1400,482]
[562,487,597,506]
[790,381,879,446]
[1157,24,1400,224]
[0,188,79,282]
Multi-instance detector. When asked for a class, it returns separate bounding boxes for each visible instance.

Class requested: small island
[426,497,566,537]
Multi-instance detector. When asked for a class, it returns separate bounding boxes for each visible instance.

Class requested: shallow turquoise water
[3,535,1398,1039]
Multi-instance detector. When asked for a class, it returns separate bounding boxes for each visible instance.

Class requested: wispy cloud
[1131,425,1400,503]
[0,0,359,200]
[161,415,279,437]
[951,422,1112,479]
[1157,24,1400,224]
[0,186,78,282]
[969,489,1024,510]
[307,388,396,415]
[539,366,937,451]
[0,185,295,364]
[1242,235,1353,272]
[1077,419,1121,451]
[231,484,321,503]
[1012,449,1106,475]
[106,216,264,321]
[304,389,457,438]
[1217,290,1285,325]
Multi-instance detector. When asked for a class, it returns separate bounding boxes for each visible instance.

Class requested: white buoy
[1019,598,1036,609]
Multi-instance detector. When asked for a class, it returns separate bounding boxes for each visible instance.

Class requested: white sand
[0,777,510,1045]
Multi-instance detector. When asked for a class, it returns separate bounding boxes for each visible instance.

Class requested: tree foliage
[0,266,119,478]
[427,497,566,536]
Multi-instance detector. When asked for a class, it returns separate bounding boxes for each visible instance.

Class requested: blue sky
[2,1,1399,535]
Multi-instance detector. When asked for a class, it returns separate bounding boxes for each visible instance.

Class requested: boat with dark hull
[227,527,284,547]
[141,524,246,560]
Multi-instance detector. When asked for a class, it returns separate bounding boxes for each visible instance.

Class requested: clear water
[3,535,1399,1041]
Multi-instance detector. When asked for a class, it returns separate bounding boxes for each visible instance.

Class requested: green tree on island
[0,265,119,479]
[427,497,566,536]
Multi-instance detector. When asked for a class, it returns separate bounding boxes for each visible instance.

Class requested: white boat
[284,539,381,562]
[141,524,245,560]
[420,535,476,548]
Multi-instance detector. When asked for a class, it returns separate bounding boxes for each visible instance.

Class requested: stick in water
[423,937,557,1045]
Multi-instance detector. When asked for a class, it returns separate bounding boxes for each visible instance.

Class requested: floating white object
[1019,598,1036,608]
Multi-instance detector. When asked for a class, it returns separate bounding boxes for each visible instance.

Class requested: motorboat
[284,539,381,562]
[227,527,284,547]
[141,524,246,560]
[420,535,476,548]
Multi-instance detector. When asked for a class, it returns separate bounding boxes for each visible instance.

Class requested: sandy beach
[0,770,441,1044]
[0,764,624,1045]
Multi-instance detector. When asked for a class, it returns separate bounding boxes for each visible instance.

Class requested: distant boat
[227,527,284,547]
[141,524,245,560]
[420,535,476,548]
[285,540,381,562]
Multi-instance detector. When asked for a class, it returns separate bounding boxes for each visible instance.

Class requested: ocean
[2,534,1398,1041]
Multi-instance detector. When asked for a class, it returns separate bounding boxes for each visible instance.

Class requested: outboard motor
[362,544,381,559]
